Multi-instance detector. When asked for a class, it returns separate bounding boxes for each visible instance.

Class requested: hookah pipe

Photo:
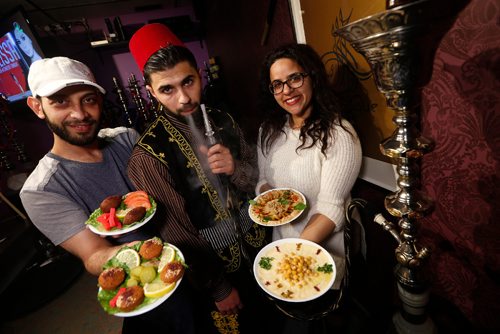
[200,104,251,266]
[0,96,13,170]
[112,77,133,127]
[0,95,29,167]
[128,74,148,125]
[200,104,231,207]
[374,213,430,268]
[9,128,30,163]
[145,88,159,119]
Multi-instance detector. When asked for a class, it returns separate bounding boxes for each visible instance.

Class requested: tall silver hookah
[334,0,469,332]
[200,104,251,266]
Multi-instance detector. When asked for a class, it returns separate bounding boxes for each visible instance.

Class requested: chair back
[269,198,370,321]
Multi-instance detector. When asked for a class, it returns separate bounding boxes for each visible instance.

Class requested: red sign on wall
[0,33,28,100]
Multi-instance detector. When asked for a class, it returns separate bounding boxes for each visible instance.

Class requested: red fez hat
[129,23,184,71]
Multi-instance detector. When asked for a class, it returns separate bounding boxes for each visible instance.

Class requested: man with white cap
[21,56,137,272]
[20,57,196,333]
[128,24,282,333]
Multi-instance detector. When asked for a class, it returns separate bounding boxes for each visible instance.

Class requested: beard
[43,110,101,146]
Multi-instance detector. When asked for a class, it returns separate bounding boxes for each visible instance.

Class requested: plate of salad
[85,190,157,236]
[97,237,186,317]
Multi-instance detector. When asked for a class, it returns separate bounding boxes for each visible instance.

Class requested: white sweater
[256,119,362,256]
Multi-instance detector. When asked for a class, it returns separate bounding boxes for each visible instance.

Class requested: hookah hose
[200,104,252,269]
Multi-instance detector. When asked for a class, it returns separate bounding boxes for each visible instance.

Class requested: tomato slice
[124,191,148,200]
[125,198,151,210]
[97,213,111,230]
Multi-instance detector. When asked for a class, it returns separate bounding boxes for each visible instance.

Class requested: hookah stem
[11,130,29,162]
[200,104,252,268]
[0,102,14,169]
[112,77,133,126]
[129,74,148,122]
[146,89,159,119]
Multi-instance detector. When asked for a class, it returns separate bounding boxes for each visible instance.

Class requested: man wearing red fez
[128,24,281,333]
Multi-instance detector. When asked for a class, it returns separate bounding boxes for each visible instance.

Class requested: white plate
[87,206,156,236]
[248,188,307,227]
[253,238,336,303]
[100,244,184,317]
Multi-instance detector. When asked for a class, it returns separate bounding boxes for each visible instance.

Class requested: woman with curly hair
[256,43,362,259]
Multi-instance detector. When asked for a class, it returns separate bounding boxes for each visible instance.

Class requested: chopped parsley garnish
[317,263,333,273]
[294,202,306,210]
[278,198,290,205]
[259,256,274,270]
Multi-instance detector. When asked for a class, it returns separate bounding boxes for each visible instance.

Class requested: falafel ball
[139,237,163,260]
[116,285,145,312]
[160,261,185,284]
[123,206,146,225]
[98,267,125,290]
[100,195,122,213]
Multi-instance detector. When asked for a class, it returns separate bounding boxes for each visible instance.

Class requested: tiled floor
[0,267,122,334]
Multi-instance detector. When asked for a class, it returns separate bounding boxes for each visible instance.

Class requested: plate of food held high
[85,190,157,236]
[253,238,336,303]
[248,188,307,226]
[97,237,185,317]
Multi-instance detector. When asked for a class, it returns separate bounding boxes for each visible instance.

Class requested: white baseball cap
[28,56,106,97]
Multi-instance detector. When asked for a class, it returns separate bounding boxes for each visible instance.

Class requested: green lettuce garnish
[85,196,157,232]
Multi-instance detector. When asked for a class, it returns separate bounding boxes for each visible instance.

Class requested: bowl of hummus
[253,238,336,302]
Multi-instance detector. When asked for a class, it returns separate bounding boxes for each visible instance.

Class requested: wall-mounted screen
[0,7,45,103]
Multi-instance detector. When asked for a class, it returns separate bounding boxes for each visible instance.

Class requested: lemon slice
[144,280,176,298]
[116,208,132,220]
[115,248,141,269]
[158,245,176,272]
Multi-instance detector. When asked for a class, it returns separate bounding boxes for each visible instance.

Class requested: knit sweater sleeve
[314,122,362,231]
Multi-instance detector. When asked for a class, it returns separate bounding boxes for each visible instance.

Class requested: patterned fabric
[127,107,266,303]
[420,0,500,331]
[211,312,240,334]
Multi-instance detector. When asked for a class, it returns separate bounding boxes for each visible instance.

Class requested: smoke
[184,113,229,209]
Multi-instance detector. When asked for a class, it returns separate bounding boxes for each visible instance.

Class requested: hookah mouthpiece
[200,104,217,146]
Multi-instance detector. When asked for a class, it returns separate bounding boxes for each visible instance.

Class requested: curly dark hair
[143,45,198,85]
[258,43,348,156]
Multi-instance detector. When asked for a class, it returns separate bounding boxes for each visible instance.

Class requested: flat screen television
[0,6,45,104]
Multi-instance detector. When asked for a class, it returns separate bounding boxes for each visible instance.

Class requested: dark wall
[0,3,207,195]
[2,0,294,186]
[196,0,295,143]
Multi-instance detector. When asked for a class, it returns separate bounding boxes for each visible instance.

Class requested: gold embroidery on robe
[243,223,266,248]
[216,242,241,273]
[211,311,240,334]
[137,116,231,221]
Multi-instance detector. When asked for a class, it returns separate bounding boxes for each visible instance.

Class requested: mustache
[179,103,199,113]
[64,118,97,126]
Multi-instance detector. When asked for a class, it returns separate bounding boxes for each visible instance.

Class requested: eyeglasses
[269,72,308,95]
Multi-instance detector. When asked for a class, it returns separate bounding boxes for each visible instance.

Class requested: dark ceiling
[1,0,190,26]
